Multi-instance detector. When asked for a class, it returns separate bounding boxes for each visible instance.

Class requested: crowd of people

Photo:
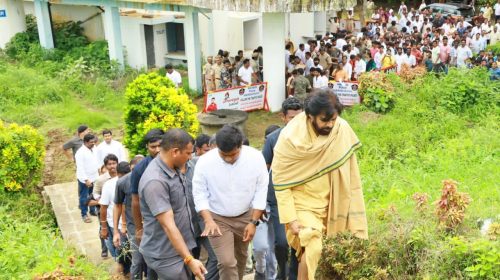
[174,1,500,106]
[285,0,500,99]
[63,89,366,280]
[199,49,264,93]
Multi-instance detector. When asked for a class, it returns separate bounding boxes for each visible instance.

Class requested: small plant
[0,120,45,192]
[358,72,396,114]
[412,192,429,212]
[435,179,471,232]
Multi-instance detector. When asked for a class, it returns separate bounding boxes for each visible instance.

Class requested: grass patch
[0,58,126,134]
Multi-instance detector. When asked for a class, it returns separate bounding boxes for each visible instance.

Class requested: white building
[0,0,356,111]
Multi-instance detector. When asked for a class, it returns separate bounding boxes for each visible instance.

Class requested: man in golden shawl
[272,91,368,280]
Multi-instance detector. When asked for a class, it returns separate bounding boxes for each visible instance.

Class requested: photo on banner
[328,81,361,106]
[204,82,269,112]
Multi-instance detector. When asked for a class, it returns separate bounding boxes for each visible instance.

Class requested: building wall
[0,0,26,49]
[120,16,147,69]
[23,2,105,41]
[289,12,316,46]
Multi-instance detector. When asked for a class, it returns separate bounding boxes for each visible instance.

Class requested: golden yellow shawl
[272,111,368,238]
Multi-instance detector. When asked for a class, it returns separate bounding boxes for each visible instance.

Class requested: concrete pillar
[103,5,124,67]
[206,13,215,57]
[0,0,26,49]
[314,11,327,35]
[262,13,286,112]
[184,9,202,93]
[33,0,54,49]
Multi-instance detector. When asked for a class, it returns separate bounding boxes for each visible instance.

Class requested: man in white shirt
[312,68,328,89]
[470,33,486,54]
[394,47,406,73]
[98,154,121,259]
[457,39,473,68]
[193,125,268,280]
[165,64,182,88]
[354,54,366,80]
[96,129,127,164]
[75,133,100,222]
[304,52,314,76]
[295,43,306,64]
[238,59,259,86]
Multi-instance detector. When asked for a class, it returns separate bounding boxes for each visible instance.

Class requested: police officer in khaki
[212,56,223,90]
[203,56,215,92]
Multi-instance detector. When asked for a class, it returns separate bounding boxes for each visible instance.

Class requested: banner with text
[204,82,269,112]
[328,81,361,106]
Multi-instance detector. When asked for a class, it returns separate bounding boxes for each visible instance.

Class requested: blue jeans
[77,180,90,217]
[270,204,298,280]
[253,217,277,279]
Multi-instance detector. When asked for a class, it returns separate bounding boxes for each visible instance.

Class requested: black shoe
[101,251,108,258]
[89,211,97,216]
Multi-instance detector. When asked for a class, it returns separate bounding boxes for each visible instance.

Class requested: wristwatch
[250,219,260,226]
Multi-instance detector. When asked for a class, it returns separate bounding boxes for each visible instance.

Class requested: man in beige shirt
[212,56,223,90]
[203,56,215,92]
[318,47,333,75]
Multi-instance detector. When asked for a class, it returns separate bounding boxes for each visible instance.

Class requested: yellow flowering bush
[123,72,199,155]
[0,120,45,192]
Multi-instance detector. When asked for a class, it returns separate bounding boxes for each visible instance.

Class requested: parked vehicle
[420,3,474,22]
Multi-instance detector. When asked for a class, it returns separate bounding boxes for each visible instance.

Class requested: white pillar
[314,11,327,35]
[184,9,202,93]
[33,0,53,49]
[0,0,26,49]
[206,13,215,57]
[262,13,286,112]
[103,5,124,67]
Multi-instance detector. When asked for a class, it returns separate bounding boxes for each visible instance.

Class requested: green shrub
[358,72,397,114]
[123,72,199,155]
[0,120,45,191]
[435,68,498,119]
[486,43,500,55]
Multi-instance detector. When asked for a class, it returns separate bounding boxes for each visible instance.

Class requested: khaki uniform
[203,63,215,92]
[212,63,223,90]
[318,53,332,71]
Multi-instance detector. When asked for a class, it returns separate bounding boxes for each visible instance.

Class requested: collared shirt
[93,172,111,199]
[131,155,153,194]
[63,136,83,159]
[313,75,329,88]
[193,146,268,217]
[95,140,127,165]
[75,145,99,183]
[114,173,135,233]
[139,157,196,259]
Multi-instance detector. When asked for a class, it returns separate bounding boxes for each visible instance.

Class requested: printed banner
[328,81,361,106]
[204,82,269,112]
